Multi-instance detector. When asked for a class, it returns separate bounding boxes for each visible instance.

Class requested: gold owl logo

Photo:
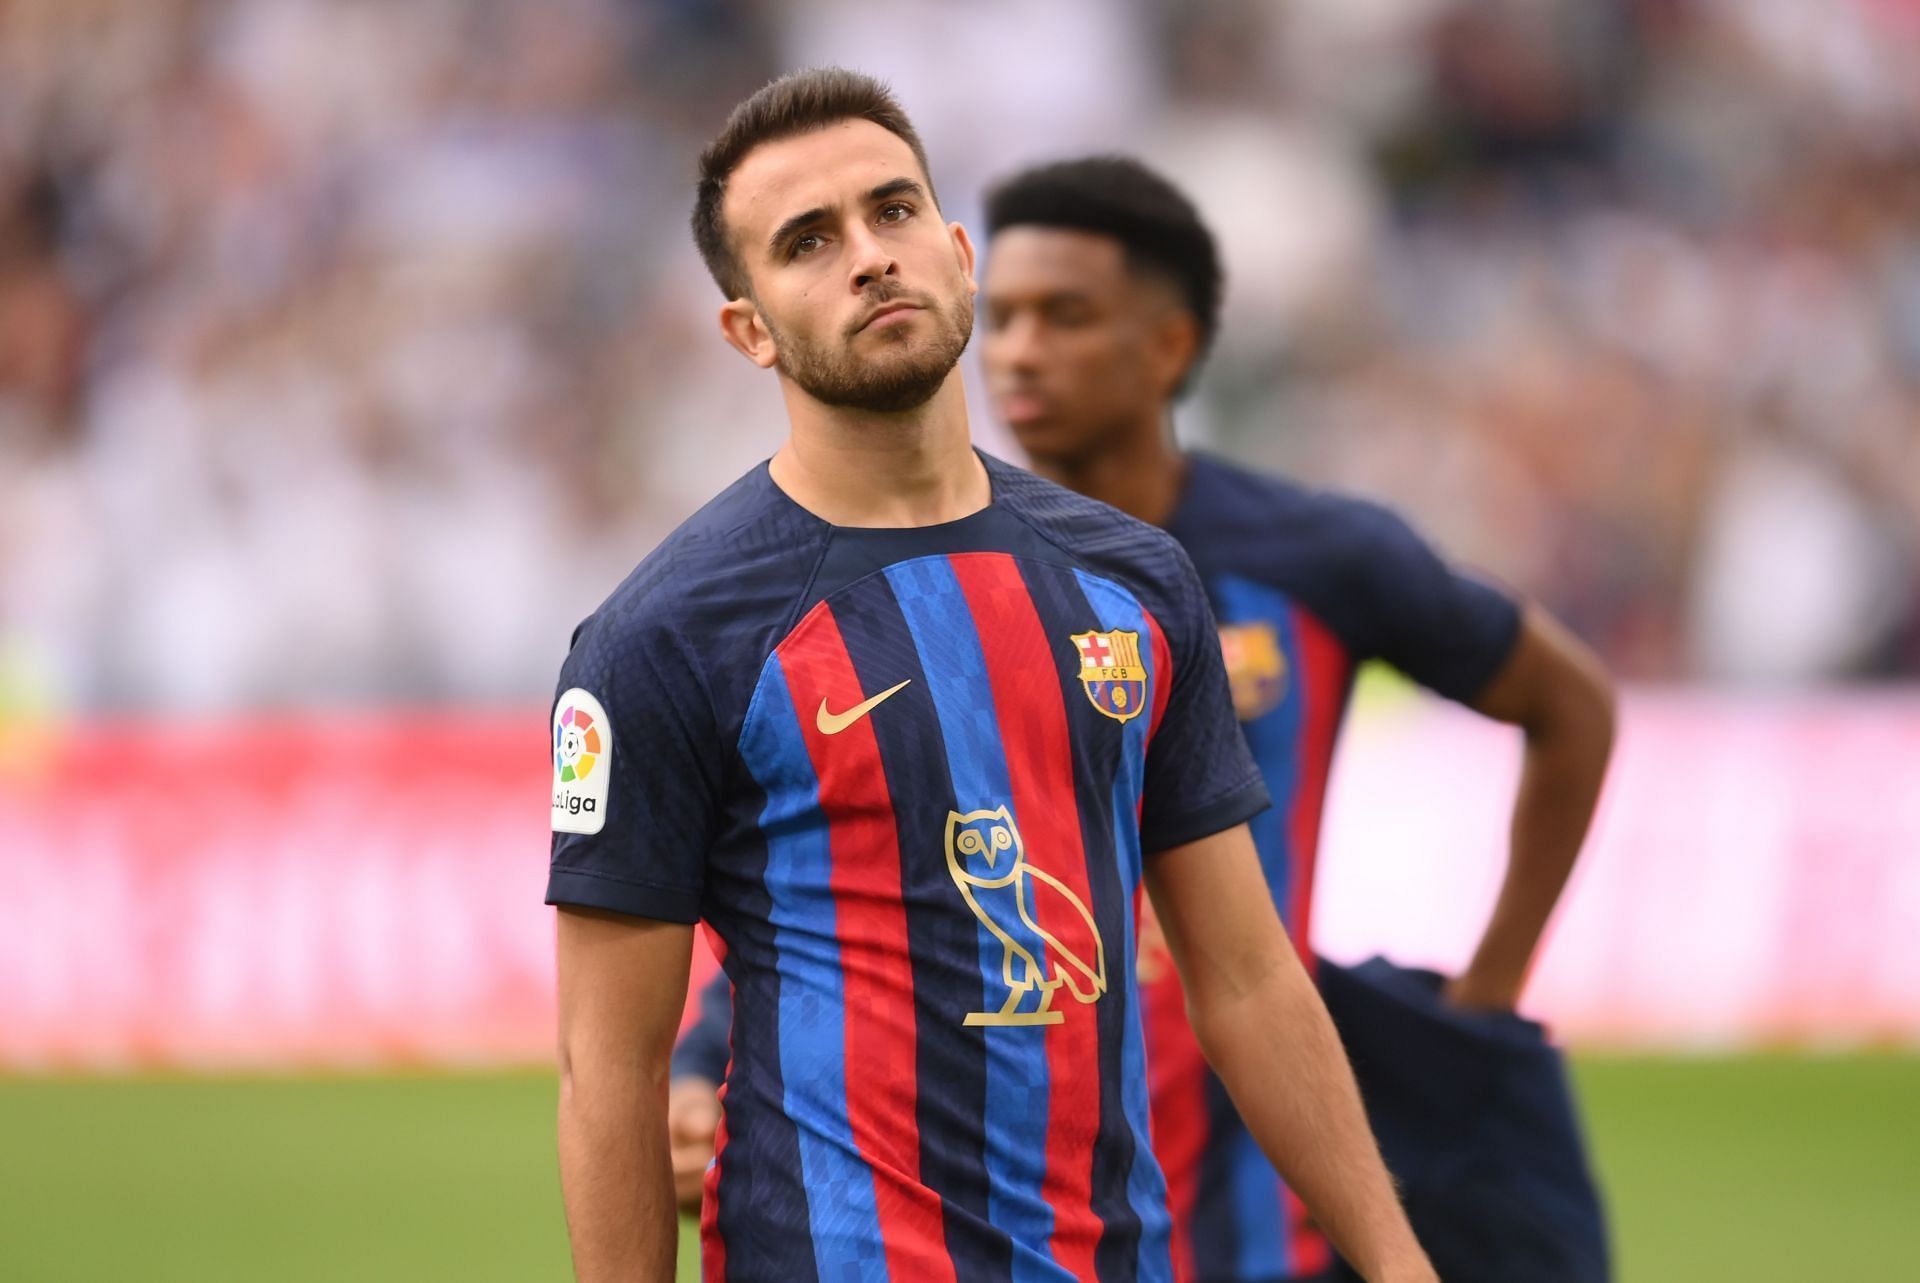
[945,807,1107,1027]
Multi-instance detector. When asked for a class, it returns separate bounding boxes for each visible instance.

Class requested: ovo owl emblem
[945,806,1107,1027]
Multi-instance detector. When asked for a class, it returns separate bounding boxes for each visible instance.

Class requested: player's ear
[1148,306,1201,399]
[948,221,978,298]
[719,296,779,369]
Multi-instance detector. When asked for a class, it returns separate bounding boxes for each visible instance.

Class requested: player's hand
[1441,969,1519,1013]
[668,1075,721,1214]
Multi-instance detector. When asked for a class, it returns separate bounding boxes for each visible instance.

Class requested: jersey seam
[997,500,1108,577]
[720,528,835,801]
[781,528,837,644]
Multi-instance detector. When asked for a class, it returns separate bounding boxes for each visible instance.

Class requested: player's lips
[856,301,923,332]
[996,390,1053,425]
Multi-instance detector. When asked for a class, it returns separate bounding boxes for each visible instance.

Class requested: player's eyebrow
[868,177,924,205]
[767,205,829,259]
[985,287,1095,309]
[765,178,927,259]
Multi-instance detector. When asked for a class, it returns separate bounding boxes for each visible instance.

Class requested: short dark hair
[692,67,934,300]
[984,156,1223,386]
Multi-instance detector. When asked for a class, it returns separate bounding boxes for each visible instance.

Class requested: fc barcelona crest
[1219,622,1288,720]
[1071,629,1147,723]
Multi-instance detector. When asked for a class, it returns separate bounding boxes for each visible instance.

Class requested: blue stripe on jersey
[834,573,1008,1281]
[1072,568,1176,1283]
[1214,573,1305,926]
[1226,1124,1287,1279]
[709,777,819,1282]
[737,656,889,1282]
[885,555,1061,1283]
[1205,573,1303,1280]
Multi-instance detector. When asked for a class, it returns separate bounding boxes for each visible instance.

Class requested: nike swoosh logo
[817,679,912,735]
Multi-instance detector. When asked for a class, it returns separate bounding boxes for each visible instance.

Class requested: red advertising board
[1,693,1915,1070]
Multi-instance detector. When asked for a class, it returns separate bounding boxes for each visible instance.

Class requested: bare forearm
[1192,949,1432,1283]
[1459,679,1614,1008]
[558,1063,677,1281]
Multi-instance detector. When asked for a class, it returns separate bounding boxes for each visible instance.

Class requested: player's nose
[846,222,898,291]
[993,312,1046,369]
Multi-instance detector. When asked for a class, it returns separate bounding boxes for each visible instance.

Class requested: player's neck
[770,375,989,528]
[1033,416,1187,528]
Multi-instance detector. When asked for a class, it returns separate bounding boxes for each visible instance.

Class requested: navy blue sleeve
[1139,546,1271,854]
[544,607,723,923]
[1344,503,1522,703]
[672,969,733,1082]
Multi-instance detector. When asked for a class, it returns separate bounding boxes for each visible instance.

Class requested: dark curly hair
[985,155,1223,390]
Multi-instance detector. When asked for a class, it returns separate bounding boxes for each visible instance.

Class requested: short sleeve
[1139,547,1271,854]
[545,610,723,923]
[1344,504,1522,702]
[671,969,733,1083]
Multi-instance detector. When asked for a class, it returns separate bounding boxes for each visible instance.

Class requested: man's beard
[769,286,974,414]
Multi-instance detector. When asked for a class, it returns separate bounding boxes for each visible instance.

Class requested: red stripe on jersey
[1142,931,1206,1282]
[780,609,957,1283]
[1284,607,1352,977]
[951,552,1104,1280]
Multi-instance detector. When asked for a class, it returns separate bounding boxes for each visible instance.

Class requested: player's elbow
[1182,943,1290,1056]
[1547,652,1617,762]
[558,1019,670,1104]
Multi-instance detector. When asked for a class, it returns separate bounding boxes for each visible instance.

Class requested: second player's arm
[1147,825,1436,1283]
[1450,601,1617,1010]
[556,905,695,1282]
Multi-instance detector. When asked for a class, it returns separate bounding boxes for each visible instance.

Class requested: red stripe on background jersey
[1285,1185,1331,1277]
[699,937,733,1281]
[1283,607,1353,980]
[702,1110,729,1280]
[951,552,1104,1280]
[782,607,957,1283]
[1143,951,1207,1282]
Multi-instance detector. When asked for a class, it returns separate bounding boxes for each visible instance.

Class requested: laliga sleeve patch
[551,688,611,835]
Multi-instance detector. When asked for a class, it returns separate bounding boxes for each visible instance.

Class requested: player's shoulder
[1174,451,1431,584]
[567,463,827,678]
[986,452,1199,594]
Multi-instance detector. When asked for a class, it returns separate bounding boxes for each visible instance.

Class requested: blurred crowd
[1,0,1915,711]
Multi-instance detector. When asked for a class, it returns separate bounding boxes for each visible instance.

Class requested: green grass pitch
[0,1056,1912,1281]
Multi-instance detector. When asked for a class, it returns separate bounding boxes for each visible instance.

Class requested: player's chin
[1005,416,1086,463]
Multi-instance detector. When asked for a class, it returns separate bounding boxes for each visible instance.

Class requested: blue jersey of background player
[672,155,1617,1283]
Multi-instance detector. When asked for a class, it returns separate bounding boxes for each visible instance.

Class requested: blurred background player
[556,70,1437,1283]
[671,154,1617,1281]
[981,156,1618,1283]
